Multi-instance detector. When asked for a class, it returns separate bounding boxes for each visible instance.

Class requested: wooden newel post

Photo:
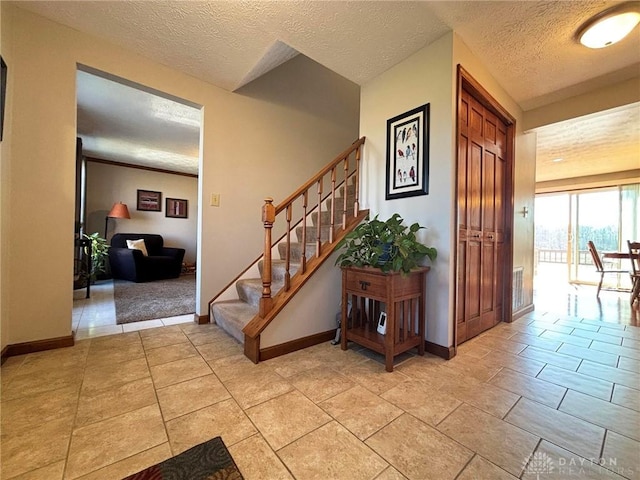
[260,198,275,317]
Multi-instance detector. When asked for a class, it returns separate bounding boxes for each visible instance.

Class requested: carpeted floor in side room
[114,274,196,324]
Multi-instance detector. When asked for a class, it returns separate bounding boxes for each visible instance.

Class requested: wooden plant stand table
[341,266,429,372]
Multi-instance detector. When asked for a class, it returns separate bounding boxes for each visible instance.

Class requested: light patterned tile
[472,335,528,355]
[530,321,574,335]
[557,343,618,366]
[540,330,591,347]
[489,368,567,408]
[367,414,473,480]
[611,384,640,412]
[457,455,518,480]
[481,349,546,377]
[522,440,627,480]
[81,357,150,396]
[247,390,332,450]
[149,356,212,389]
[145,342,199,367]
[602,431,640,480]
[228,434,293,480]
[519,346,581,371]
[1,385,79,435]
[577,360,640,390]
[590,341,640,360]
[437,404,538,477]
[72,443,172,480]
[438,378,520,419]
[289,366,355,403]
[319,385,402,440]
[537,364,613,400]
[6,460,65,480]
[337,359,408,395]
[510,333,562,352]
[618,356,640,373]
[569,328,623,345]
[165,399,257,454]
[374,466,408,480]
[279,421,388,480]
[65,405,167,479]
[0,417,72,479]
[560,389,640,441]
[156,374,231,421]
[505,398,605,460]
[75,377,157,427]
[223,370,293,409]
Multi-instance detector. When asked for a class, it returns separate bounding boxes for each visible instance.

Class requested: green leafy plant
[83,232,109,281]
[335,213,437,274]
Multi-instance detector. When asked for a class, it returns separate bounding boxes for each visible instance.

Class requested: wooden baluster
[342,156,349,229]
[285,204,292,291]
[329,167,336,243]
[260,198,275,317]
[301,191,307,274]
[316,179,322,257]
[354,146,361,217]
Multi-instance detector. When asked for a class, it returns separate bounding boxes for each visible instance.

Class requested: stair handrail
[259,137,365,318]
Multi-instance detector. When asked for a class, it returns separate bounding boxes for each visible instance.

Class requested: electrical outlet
[210,193,220,207]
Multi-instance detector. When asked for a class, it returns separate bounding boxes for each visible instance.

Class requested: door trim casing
[454,65,516,352]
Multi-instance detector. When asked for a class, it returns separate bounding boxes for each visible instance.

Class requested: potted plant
[335,213,437,274]
[83,232,109,281]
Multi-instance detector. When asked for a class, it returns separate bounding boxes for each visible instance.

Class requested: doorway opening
[73,66,203,336]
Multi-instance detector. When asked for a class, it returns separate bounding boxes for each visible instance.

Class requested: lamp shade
[107,202,131,219]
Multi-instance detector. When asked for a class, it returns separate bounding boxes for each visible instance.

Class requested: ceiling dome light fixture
[576,2,640,48]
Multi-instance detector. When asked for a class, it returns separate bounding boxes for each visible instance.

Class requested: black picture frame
[385,103,430,200]
[1,56,7,142]
[166,198,188,219]
[137,189,162,212]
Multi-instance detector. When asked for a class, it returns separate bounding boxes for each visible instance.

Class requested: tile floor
[1,284,639,479]
[72,281,194,339]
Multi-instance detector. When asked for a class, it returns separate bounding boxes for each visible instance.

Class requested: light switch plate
[210,193,220,207]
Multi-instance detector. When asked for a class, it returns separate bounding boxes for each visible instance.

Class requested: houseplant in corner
[83,232,109,282]
[335,213,437,274]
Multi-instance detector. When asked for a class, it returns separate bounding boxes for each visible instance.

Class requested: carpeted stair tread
[258,259,299,281]
[236,278,284,307]
[211,300,257,344]
[295,225,335,243]
[312,208,355,227]
[278,242,317,263]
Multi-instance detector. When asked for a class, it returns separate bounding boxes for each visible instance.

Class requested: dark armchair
[108,233,185,283]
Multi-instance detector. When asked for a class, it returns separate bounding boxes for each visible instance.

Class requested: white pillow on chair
[126,239,148,256]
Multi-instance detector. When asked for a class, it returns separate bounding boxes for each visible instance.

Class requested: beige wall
[359,32,537,348]
[0,3,9,351]
[1,5,359,347]
[360,33,456,347]
[86,162,198,263]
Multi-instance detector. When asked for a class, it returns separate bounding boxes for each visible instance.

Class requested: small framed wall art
[137,189,162,212]
[385,103,430,200]
[166,198,188,219]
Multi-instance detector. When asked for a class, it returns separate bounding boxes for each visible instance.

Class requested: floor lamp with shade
[105,202,130,238]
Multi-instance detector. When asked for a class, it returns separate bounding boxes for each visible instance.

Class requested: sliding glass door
[535,184,639,291]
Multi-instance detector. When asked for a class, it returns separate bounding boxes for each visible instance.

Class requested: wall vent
[512,267,524,311]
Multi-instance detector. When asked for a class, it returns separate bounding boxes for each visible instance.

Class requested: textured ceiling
[16,1,640,178]
[535,102,640,183]
[77,70,201,175]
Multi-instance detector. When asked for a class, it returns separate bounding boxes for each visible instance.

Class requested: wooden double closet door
[456,70,514,345]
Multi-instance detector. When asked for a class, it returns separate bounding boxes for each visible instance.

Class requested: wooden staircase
[208,137,368,363]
